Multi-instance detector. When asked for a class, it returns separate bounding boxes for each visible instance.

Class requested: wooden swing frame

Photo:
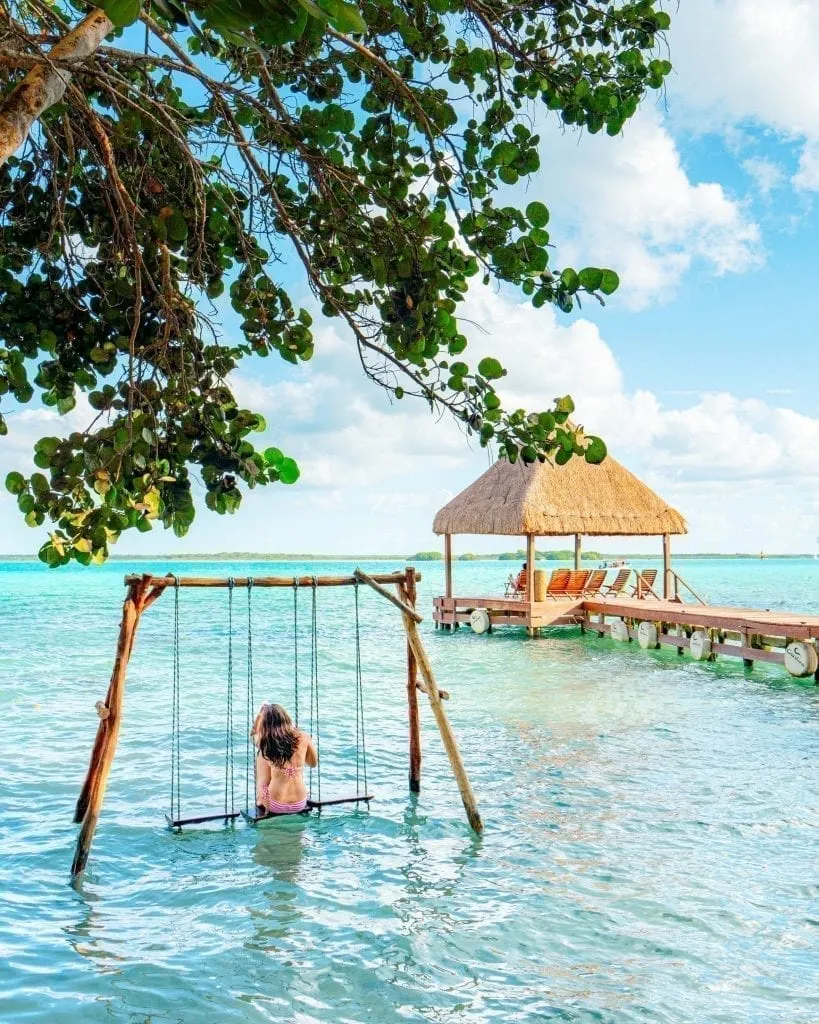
[70,566,482,884]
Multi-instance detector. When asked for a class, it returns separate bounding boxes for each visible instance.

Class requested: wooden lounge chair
[543,568,571,599]
[632,568,660,599]
[602,568,631,597]
[564,569,591,599]
[504,568,528,599]
[582,569,608,596]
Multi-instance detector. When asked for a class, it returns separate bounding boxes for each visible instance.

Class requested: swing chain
[225,577,235,817]
[246,578,254,813]
[293,578,299,728]
[170,575,181,823]
[354,579,368,798]
[309,577,321,804]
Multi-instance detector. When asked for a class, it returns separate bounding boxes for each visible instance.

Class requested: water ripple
[1,558,818,1022]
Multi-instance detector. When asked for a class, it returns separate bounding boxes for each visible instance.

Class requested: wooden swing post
[404,567,422,793]
[395,582,483,835]
[355,568,482,833]
[71,574,164,884]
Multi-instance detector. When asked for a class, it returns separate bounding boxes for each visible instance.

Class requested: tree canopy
[0,0,671,565]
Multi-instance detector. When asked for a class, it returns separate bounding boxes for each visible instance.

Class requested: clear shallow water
[1,556,818,1023]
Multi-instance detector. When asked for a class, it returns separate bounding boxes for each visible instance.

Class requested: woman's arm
[301,732,318,768]
[255,753,271,806]
[250,704,268,745]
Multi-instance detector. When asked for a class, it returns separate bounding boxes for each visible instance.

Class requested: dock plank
[584,598,819,639]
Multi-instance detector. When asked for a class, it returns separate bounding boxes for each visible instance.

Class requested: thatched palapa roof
[433,454,686,537]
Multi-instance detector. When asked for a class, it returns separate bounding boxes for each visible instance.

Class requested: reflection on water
[2,558,819,1023]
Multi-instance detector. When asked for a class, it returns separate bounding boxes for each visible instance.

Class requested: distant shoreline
[0,552,815,562]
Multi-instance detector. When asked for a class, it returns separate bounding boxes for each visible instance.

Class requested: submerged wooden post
[397,584,483,834]
[404,568,421,793]
[71,574,162,884]
[574,534,582,570]
[662,534,672,600]
[525,534,536,637]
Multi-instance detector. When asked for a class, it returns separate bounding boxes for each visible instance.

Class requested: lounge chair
[504,568,528,599]
[632,569,660,599]
[601,568,631,597]
[582,569,608,596]
[543,568,571,599]
[564,569,591,599]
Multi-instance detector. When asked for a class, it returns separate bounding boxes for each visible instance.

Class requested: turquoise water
[1,557,818,1023]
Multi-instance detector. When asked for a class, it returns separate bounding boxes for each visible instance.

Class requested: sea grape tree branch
[0,8,113,162]
[0,0,672,565]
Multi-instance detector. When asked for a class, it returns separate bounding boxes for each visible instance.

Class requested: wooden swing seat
[165,810,242,829]
[242,793,374,824]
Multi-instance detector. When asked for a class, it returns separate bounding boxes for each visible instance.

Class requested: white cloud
[667,0,819,191]
[743,156,785,195]
[224,282,819,553]
[2,397,93,463]
[540,107,762,308]
[793,144,819,192]
[3,284,818,554]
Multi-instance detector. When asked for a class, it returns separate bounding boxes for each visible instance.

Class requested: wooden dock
[432,594,819,678]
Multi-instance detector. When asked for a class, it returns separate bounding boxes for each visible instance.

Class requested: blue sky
[3,0,819,556]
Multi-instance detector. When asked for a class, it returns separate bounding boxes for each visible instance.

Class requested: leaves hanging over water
[0,0,669,564]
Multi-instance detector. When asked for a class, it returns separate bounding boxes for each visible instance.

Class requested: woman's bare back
[256,730,317,807]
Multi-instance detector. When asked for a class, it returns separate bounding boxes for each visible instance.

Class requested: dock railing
[669,569,707,605]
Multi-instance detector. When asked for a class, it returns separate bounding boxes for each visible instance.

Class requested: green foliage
[0,0,670,563]
[535,549,602,561]
[496,549,603,561]
[409,550,443,561]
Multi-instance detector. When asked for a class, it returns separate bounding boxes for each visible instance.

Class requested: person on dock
[252,703,318,815]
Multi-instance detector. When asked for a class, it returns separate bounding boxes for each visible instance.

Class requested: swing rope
[224,578,235,817]
[245,579,255,813]
[293,579,299,728]
[354,581,368,798]
[309,577,321,803]
[170,576,181,823]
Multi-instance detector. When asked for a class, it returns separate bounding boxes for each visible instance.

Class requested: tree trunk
[0,9,113,165]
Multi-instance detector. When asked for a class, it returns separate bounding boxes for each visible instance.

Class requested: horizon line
[0,551,815,561]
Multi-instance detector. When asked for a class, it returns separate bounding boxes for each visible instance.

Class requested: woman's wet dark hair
[255,703,299,766]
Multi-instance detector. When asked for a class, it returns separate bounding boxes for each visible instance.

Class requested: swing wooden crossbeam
[71,567,483,885]
[123,572,418,589]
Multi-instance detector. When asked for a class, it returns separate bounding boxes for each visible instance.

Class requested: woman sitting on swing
[253,703,318,815]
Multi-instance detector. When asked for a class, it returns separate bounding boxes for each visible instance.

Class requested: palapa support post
[71,574,164,884]
[396,582,483,835]
[662,534,672,600]
[525,534,536,637]
[404,568,422,793]
[574,534,582,570]
[444,534,453,599]
[443,533,454,630]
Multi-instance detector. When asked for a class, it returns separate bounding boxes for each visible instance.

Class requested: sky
[3,0,819,557]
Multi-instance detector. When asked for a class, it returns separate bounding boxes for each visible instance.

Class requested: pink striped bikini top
[273,764,302,780]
